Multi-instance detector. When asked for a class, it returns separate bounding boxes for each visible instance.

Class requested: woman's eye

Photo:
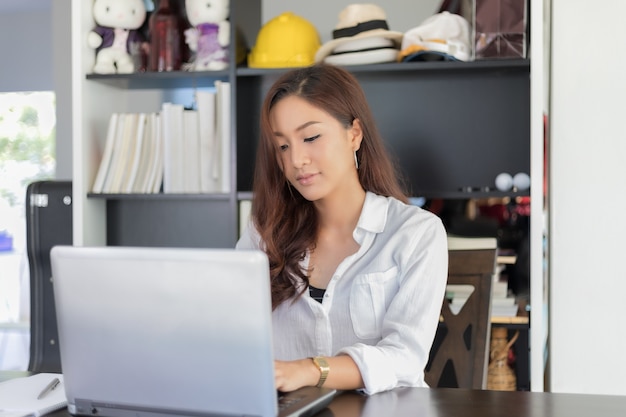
[304,134,320,143]
[279,144,288,151]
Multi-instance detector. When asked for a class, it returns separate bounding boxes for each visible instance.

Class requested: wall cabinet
[72,0,530,249]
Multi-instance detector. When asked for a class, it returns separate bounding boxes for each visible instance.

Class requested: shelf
[84,59,530,86]
[414,190,530,199]
[439,315,528,327]
[237,191,253,201]
[85,70,230,89]
[236,190,530,201]
[87,193,231,201]
[235,59,530,77]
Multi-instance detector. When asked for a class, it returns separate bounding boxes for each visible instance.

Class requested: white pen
[37,377,60,400]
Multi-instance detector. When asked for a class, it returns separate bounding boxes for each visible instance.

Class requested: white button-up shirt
[236,192,448,394]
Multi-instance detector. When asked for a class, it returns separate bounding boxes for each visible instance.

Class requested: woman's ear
[350,118,364,151]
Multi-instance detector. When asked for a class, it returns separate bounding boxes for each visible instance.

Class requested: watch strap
[311,356,330,388]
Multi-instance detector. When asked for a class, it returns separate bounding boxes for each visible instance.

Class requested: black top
[309,285,326,303]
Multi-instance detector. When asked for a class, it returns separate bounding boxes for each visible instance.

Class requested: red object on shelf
[148,0,187,72]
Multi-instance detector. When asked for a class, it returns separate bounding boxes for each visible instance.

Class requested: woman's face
[269,95,362,202]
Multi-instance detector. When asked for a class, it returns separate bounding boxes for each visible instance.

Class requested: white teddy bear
[87,0,148,74]
[184,0,230,71]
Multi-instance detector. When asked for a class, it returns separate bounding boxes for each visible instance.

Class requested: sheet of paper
[0,373,66,417]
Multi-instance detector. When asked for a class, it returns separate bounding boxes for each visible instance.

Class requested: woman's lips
[296,173,317,185]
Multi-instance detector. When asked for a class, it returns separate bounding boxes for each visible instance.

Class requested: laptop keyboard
[277,392,305,410]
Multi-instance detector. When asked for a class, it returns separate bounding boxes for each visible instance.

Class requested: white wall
[0,10,52,92]
[0,1,72,181]
[549,0,626,395]
[51,0,72,181]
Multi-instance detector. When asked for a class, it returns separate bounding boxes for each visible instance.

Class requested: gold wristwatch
[311,356,330,387]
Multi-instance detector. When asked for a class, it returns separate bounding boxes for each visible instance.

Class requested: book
[0,373,66,417]
[447,235,498,250]
[238,198,252,238]
[132,112,156,193]
[113,113,139,193]
[182,109,201,193]
[161,103,185,193]
[91,113,119,193]
[215,80,231,193]
[148,113,164,193]
[122,112,147,193]
[196,89,219,193]
[105,113,139,193]
[101,113,128,193]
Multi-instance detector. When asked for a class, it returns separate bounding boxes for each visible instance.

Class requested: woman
[236,64,448,395]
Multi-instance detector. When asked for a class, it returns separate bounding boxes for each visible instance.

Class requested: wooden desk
[4,372,625,417]
[320,388,625,417]
[38,387,626,417]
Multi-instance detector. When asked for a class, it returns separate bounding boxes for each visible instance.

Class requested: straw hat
[315,4,403,65]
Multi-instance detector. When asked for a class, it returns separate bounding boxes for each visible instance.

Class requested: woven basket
[487,327,519,391]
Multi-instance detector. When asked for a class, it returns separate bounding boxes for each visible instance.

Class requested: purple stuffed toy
[184,0,230,71]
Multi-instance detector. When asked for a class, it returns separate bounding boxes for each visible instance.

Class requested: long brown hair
[252,64,408,309]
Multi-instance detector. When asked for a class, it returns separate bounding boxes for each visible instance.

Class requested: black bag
[26,180,72,373]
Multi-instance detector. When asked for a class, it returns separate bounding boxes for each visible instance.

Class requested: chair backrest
[26,180,72,373]
[425,237,496,389]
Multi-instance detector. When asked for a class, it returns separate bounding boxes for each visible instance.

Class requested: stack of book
[445,236,519,317]
[91,81,231,194]
[446,259,519,317]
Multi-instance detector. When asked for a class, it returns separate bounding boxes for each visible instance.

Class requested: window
[0,91,55,370]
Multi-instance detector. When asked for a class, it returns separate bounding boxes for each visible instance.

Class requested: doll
[87,0,148,74]
[184,0,230,71]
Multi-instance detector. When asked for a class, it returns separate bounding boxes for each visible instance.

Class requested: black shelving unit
[83,0,530,245]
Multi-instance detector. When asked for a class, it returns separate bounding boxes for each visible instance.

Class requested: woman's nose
[290,144,310,168]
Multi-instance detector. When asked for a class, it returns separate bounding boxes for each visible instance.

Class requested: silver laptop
[50,245,336,417]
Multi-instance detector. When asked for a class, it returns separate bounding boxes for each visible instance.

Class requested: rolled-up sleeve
[338,217,448,394]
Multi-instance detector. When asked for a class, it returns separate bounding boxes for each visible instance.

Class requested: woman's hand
[275,355,365,392]
[274,358,319,392]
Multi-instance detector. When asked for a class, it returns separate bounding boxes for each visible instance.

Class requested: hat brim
[315,29,403,63]
[402,50,461,62]
[324,48,399,66]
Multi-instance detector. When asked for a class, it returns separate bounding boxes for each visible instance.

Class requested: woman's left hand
[274,359,319,392]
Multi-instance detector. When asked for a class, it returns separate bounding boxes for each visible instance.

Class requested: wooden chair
[425,237,497,389]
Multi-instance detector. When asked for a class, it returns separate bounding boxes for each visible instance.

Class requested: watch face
[314,356,329,369]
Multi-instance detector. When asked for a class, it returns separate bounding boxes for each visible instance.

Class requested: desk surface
[40,387,626,417]
[3,372,624,417]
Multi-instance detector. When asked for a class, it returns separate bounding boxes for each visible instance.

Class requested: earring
[354,151,359,170]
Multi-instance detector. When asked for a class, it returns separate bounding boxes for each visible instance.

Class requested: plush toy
[184,0,230,71]
[87,0,148,74]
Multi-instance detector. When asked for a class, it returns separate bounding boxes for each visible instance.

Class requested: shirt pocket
[349,266,399,339]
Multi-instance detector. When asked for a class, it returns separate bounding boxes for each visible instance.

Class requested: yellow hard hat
[248,12,321,68]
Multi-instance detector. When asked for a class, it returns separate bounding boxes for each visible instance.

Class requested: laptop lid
[50,246,335,417]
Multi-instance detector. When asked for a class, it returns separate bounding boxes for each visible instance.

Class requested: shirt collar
[353,192,389,242]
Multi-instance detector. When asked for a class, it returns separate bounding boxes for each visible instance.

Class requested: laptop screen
[51,246,280,417]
